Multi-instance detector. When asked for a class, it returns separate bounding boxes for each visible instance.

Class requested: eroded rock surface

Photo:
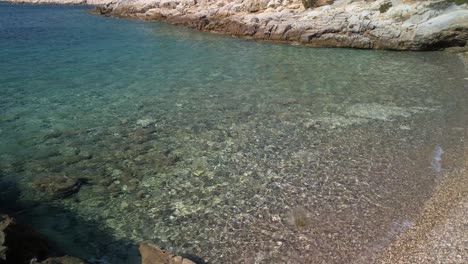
[110,0,468,50]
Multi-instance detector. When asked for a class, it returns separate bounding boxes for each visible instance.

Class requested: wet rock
[139,243,196,264]
[136,118,156,128]
[33,175,73,194]
[42,131,63,141]
[136,190,146,199]
[445,45,468,53]
[33,176,89,199]
[0,215,50,263]
[38,256,87,264]
[130,128,157,144]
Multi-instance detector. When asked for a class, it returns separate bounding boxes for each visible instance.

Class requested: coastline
[3,0,111,5]
[1,2,467,263]
[4,0,468,50]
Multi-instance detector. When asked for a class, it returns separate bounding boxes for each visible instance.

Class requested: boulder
[139,243,196,264]
[33,176,89,199]
[39,256,87,264]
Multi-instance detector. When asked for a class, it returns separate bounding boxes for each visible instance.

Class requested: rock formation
[6,0,112,5]
[139,243,196,264]
[7,0,468,50]
[105,0,468,50]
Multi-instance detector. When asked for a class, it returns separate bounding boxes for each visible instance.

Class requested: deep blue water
[0,2,466,263]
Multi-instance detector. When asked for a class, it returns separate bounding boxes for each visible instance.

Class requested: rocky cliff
[6,0,468,50]
[6,0,112,5]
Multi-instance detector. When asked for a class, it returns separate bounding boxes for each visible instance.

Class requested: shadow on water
[0,179,141,264]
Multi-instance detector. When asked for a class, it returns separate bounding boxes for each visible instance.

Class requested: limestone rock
[105,0,468,50]
[5,0,468,50]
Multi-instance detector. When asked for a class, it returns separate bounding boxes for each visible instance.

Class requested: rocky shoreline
[5,0,468,50]
[1,215,199,263]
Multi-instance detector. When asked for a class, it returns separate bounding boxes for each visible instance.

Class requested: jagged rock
[139,243,195,264]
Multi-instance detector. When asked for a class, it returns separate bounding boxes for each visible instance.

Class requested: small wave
[431,146,444,175]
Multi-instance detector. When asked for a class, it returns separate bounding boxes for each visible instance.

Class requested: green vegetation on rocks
[447,0,468,5]
[379,2,392,13]
[302,0,333,9]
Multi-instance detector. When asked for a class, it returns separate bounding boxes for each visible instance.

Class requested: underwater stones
[33,175,89,199]
[304,115,368,131]
[111,169,124,177]
[59,146,79,157]
[34,175,75,193]
[137,118,157,128]
[42,131,63,141]
[0,155,16,173]
[130,128,156,144]
[172,201,201,217]
[78,151,93,160]
[38,256,87,264]
[139,243,195,264]
[120,201,129,210]
[346,103,433,121]
[191,157,209,177]
[137,190,147,199]
[346,103,410,121]
[287,206,312,230]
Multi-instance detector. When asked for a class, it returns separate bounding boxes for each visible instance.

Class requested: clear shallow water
[0,2,466,263]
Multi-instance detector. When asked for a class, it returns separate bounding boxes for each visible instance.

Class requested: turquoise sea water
[0,3,466,263]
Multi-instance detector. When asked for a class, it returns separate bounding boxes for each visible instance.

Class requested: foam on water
[431,146,444,175]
